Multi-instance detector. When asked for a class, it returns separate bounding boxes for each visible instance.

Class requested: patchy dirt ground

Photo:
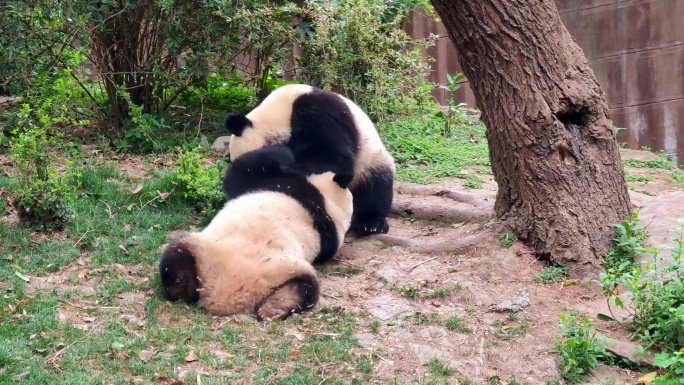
[15,148,684,384]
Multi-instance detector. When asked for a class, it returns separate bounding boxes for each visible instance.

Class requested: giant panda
[159,145,353,321]
[224,84,395,236]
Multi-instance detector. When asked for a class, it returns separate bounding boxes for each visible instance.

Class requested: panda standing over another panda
[225,84,396,236]
[159,145,353,321]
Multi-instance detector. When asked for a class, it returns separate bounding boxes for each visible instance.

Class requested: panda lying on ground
[225,84,395,236]
[159,145,353,321]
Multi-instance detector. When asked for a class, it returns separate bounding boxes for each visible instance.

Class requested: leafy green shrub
[9,104,79,230]
[600,211,649,277]
[181,73,254,116]
[653,348,684,384]
[174,147,226,223]
[534,264,569,284]
[554,308,613,384]
[598,218,684,382]
[297,0,435,122]
[601,220,684,349]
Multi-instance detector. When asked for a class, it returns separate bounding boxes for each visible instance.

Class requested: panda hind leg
[350,166,394,236]
[256,273,320,321]
[159,239,201,303]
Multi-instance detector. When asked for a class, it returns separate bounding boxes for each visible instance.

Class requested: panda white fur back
[189,191,323,317]
[159,146,353,321]
[225,84,395,236]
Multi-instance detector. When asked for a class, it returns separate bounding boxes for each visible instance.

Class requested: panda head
[225,85,315,161]
[229,144,301,177]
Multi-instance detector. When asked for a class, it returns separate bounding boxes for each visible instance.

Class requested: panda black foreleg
[256,273,320,321]
[159,239,201,303]
[349,166,394,236]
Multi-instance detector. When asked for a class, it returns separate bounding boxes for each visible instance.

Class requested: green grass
[623,155,672,169]
[625,173,655,182]
[461,174,483,189]
[0,160,375,384]
[427,357,453,376]
[445,316,472,333]
[380,116,489,184]
[669,169,684,185]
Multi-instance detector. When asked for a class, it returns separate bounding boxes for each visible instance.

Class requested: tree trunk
[430,0,631,271]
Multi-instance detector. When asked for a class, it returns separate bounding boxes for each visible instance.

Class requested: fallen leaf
[118,245,129,254]
[213,350,235,360]
[138,349,156,361]
[185,350,198,362]
[76,257,89,267]
[81,315,97,323]
[131,184,143,194]
[158,377,182,385]
[14,271,30,282]
[637,371,657,385]
[12,372,29,381]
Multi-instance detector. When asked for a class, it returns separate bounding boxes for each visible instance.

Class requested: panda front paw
[351,217,390,236]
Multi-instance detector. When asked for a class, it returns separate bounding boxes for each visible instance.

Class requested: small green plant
[499,232,517,248]
[445,316,472,333]
[369,320,380,334]
[600,211,648,279]
[9,104,79,230]
[424,287,450,298]
[427,357,453,376]
[413,312,439,325]
[669,169,684,186]
[402,286,419,299]
[174,147,226,223]
[599,219,684,354]
[492,316,530,341]
[554,308,613,384]
[534,263,569,284]
[438,72,469,136]
[652,348,684,383]
[447,266,456,273]
[625,173,655,182]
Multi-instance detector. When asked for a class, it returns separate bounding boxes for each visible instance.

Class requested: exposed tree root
[395,184,491,208]
[391,199,494,224]
[371,230,492,254]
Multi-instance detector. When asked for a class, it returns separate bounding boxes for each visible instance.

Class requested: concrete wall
[409,0,684,164]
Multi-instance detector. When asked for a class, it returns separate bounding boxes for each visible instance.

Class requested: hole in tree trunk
[556,105,589,128]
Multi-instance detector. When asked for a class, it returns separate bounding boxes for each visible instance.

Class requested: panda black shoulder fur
[159,145,353,321]
[224,84,395,236]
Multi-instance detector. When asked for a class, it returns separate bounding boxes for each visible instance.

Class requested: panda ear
[225,113,252,136]
[332,172,354,189]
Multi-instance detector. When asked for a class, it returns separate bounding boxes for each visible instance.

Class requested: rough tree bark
[429,0,631,269]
